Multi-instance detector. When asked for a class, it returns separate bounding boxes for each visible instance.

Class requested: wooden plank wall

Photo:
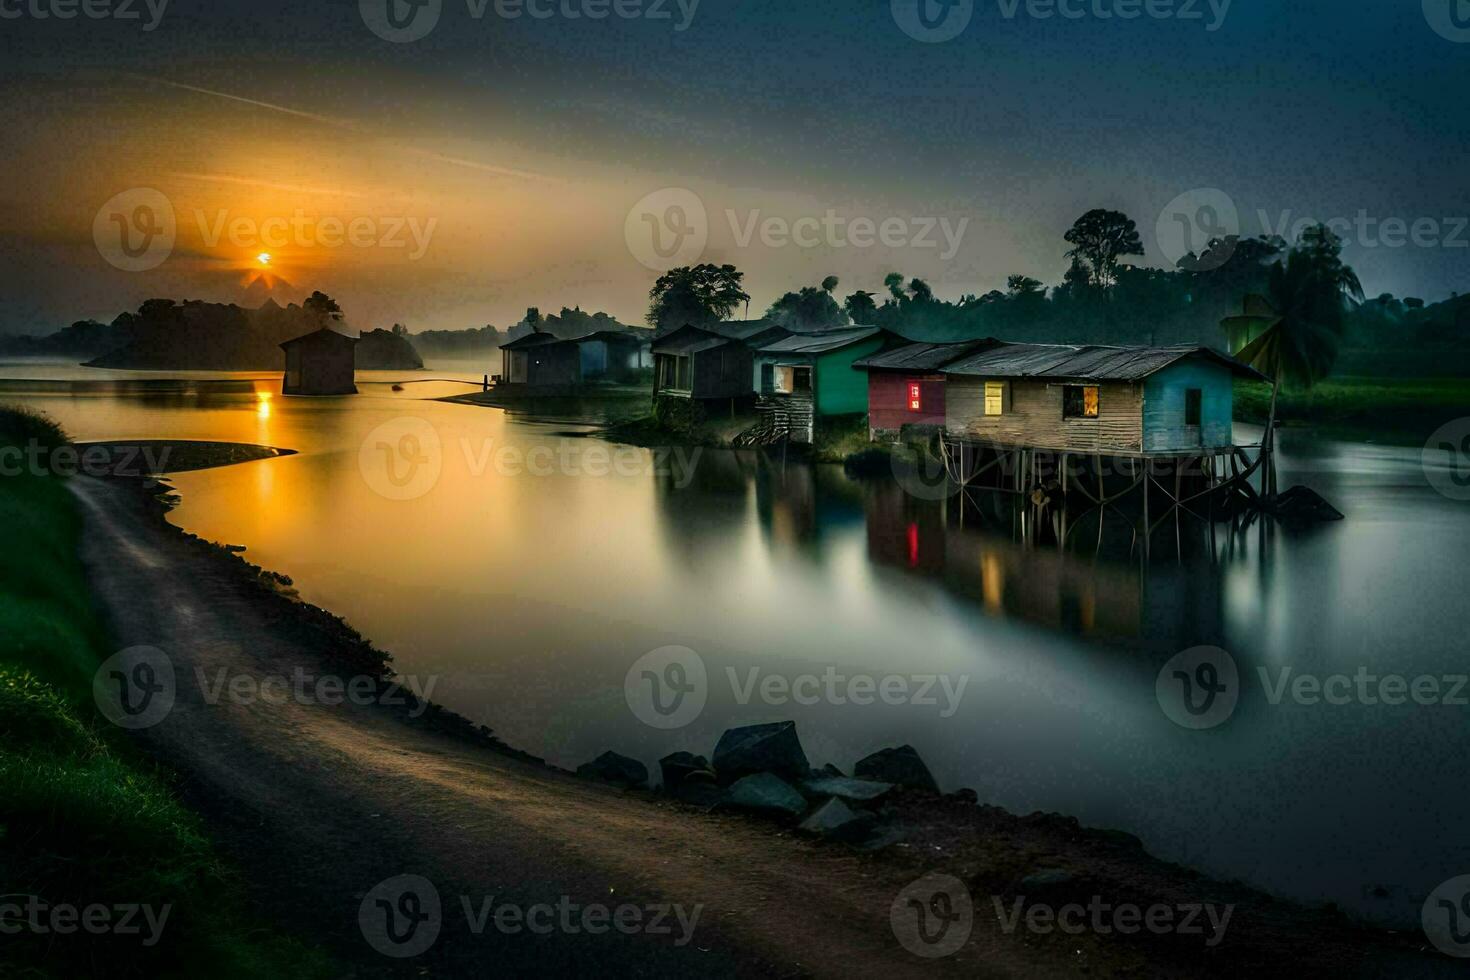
[946,377,1144,452]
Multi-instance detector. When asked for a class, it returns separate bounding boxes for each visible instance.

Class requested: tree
[1064,209,1144,288]
[1007,275,1044,297]
[647,264,749,333]
[821,275,840,294]
[304,291,344,327]
[844,290,878,324]
[883,272,906,300]
[766,285,848,331]
[1223,224,1362,497]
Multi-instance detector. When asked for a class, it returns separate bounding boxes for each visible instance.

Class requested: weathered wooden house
[749,327,898,444]
[573,330,649,384]
[854,339,997,441]
[940,343,1266,453]
[280,327,358,396]
[499,333,569,386]
[652,321,789,406]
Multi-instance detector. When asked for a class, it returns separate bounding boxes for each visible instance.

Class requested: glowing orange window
[908,382,922,412]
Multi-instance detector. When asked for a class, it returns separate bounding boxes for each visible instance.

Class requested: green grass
[0,405,335,979]
[1234,376,1470,439]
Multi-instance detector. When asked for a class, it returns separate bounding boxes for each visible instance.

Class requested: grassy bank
[0,406,331,979]
[1235,376,1470,439]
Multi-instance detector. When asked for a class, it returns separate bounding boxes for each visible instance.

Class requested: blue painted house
[940,343,1266,455]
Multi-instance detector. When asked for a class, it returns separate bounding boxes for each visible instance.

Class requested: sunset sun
[256,252,271,267]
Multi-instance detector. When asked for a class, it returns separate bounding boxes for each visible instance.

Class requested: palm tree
[1222,225,1363,497]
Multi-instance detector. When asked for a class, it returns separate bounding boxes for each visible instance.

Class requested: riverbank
[32,431,1453,973]
[0,408,331,978]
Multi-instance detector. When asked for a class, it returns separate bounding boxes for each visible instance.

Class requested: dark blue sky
[2,0,1466,331]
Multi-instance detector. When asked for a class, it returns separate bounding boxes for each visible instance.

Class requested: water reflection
[4,370,1468,927]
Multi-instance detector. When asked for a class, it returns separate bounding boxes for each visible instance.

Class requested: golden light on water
[256,391,273,419]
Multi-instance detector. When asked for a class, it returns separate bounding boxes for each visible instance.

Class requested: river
[3,357,1466,928]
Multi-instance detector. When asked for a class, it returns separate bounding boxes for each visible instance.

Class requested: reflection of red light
[907,522,920,567]
[908,382,922,412]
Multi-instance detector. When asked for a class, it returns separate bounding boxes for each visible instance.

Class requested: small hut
[500,333,576,387]
[750,327,899,444]
[280,328,358,396]
[854,339,997,442]
[651,322,788,407]
[940,343,1266,453]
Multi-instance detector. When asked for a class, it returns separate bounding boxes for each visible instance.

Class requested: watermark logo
[993,894,1232,946]
[890,873,973,958]
[892,0,974,42]
[92,646,176,730]
[194,209,437,260]
[625,187,708,272]
[726,210,968,260]
[891,444,960,502]
[1424,875,1470,957]
[1424,0,1470,43]
[1155,646,1238,730]
[624,646,707,729]
[361,0,443,43]
[360,875,443,958]
[0,896,172,946]
[94,188,175,273]
[1423,419,1470,501]
[360,417,444,501]
[1156,188,1240,271]
[0,0,169,30]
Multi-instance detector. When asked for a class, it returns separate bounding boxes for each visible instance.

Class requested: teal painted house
[751,328,897,443]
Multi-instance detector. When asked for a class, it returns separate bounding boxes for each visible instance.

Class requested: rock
[816,763,845,778]
[798,798,876,841]
[712,721,809,784]
[800,776,895,803]
[670,782,727,809]
[726,773,807,817]
[659,751,711,792]
[576,751,648,789]
[1271,485,1344,524]
[853,745,939,794]
[948,788,978,804]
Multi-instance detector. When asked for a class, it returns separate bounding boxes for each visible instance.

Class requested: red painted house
[854,340,997,441]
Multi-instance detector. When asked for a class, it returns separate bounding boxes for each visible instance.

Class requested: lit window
[908,382,922,412]
[985,382,1006,416]
[1063,385,1100,419]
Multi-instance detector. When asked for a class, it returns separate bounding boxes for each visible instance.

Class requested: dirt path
[71,475,1030,978]
[70,474,1455,979]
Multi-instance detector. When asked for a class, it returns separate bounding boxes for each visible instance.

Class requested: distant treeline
[0,294,422,370]
[411,306,646,359]
[644,214,1470,377]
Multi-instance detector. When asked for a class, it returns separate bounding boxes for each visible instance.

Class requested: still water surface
[4,358,1467,927]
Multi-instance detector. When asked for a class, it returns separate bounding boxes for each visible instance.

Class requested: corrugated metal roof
[941,343,1267,382]
[652,326,734,355]
[757,327,883,355]
[854,339,997,371]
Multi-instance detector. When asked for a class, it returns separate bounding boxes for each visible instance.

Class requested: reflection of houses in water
[864,481,1228,653]
[753,457,865,551]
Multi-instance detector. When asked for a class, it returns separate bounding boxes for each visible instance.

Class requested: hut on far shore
[280,327,358,395]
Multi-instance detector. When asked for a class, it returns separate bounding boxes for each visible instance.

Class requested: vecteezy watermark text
[891,0,1230,43]
[0,896,172,947]
[0,0,168,30]
[359,418,704,501]
[358,875,701,958]
[624,647,970,729]
[0,442,169,478]
[360,0,700,44]
[992,895,1233,946]
[195,667,439,717]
